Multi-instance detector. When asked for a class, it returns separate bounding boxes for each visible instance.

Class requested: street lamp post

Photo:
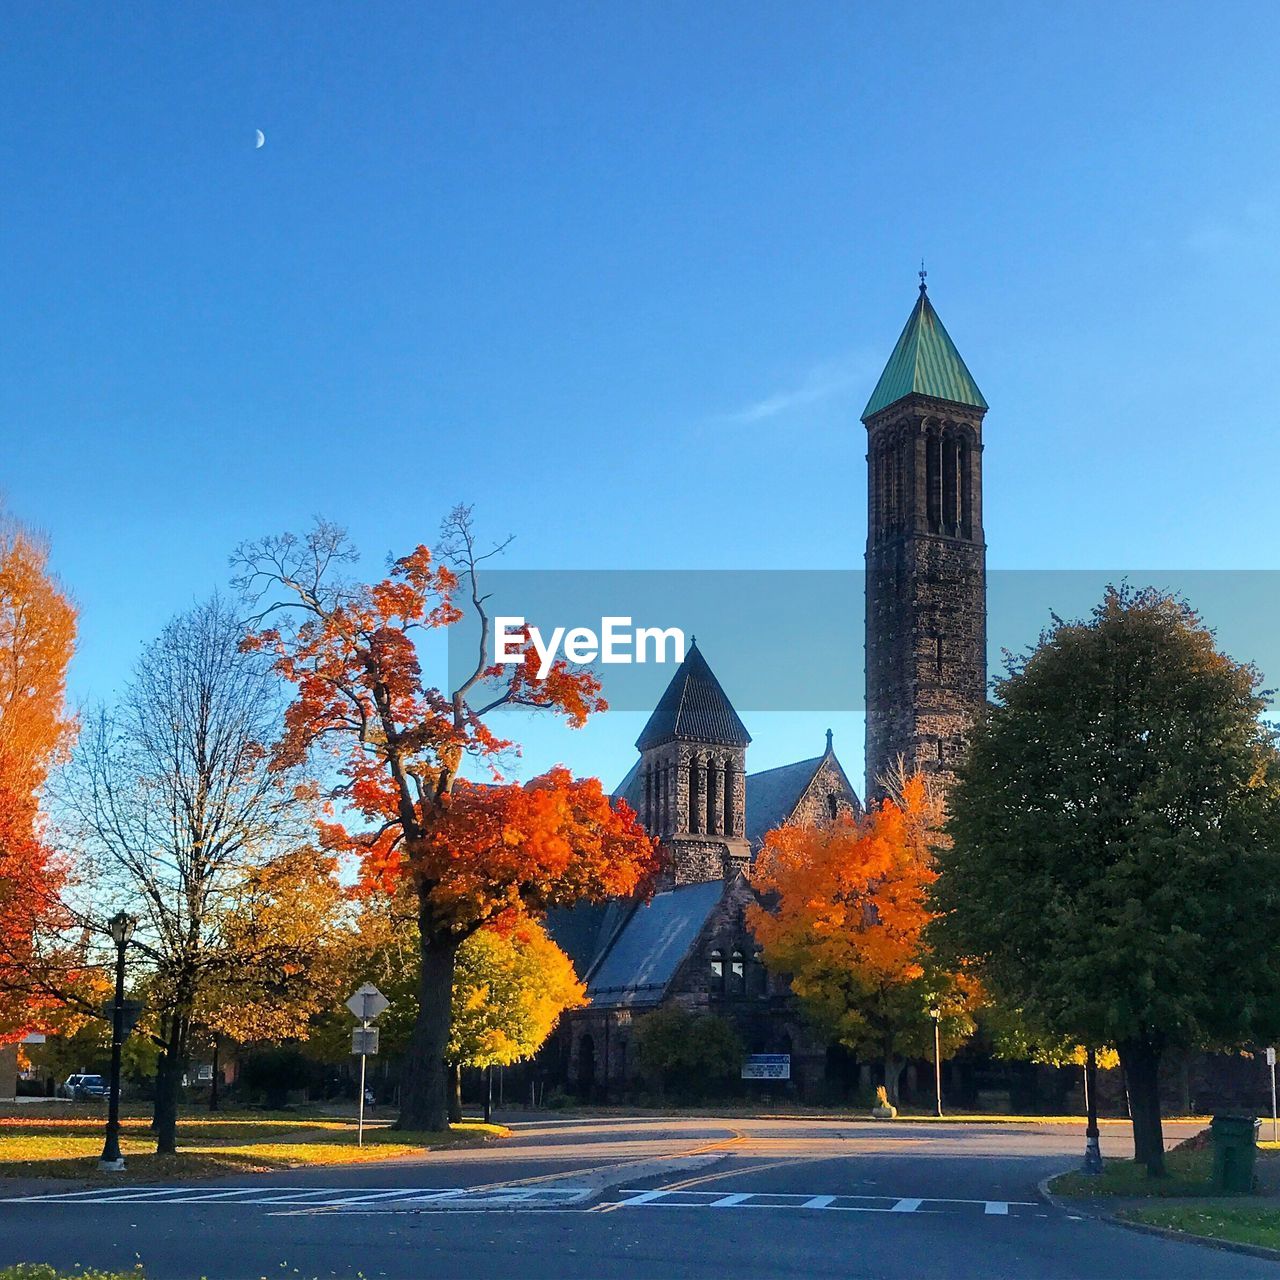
[930,1008,943,1118]
[99,911,136,1172]
[1082,1045,1103,1176]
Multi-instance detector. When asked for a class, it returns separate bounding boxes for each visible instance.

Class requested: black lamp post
[1082,1045,1103,1176]
[99,910,136,1172]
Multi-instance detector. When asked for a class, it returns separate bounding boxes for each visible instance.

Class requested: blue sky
[4,2,1279,792]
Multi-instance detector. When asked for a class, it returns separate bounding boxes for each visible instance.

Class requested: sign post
[346,984,389,1147]
[1268,1047,1277,1142]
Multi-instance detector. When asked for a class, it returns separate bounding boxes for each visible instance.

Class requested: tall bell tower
[863,274,988,802]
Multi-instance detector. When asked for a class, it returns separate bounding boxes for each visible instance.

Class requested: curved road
[0,1114,1269,1279]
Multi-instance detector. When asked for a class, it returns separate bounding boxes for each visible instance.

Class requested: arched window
[730,948,746,996]
[827,793,839,821]
[709,949,725,994]
[959,434,973,539]
[926,428,941,532]
[707,759,720,835]
[942,430,958,534]
[688,754,702,833]
[748,949,767,997]
[723,760,736,836]
[643,765,653,829]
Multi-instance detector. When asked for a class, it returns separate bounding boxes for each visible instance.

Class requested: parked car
[62,1073,108,1101]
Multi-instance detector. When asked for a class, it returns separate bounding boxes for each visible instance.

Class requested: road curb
[1039,1171,1280,1264]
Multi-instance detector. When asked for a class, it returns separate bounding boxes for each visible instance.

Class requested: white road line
[801,1195,836,1209]
[709,1193,752,1207]
[984,1201,1010,1215]
[890,1198,923,1212]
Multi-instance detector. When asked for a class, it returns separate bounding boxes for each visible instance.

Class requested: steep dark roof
[612,759,644,813]
[635,642,751,751]
[544,896,634,982]
[863,283,987,419]
[585,880,725,1009]
[745,755,825,845]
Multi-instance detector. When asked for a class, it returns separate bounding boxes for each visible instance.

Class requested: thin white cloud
[724,353,877,425]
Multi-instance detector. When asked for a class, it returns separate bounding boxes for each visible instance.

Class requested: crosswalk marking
[614,1189,1038,1217]
[0,1184,1039,1218]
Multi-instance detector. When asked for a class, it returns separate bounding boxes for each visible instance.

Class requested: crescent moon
[254,129,265,149]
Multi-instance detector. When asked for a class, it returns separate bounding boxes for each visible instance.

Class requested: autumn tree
[233,510,659,1130]
[749,774,977,1105]
[59,595,337,1153]
[933,586,1280,1176]
[445,918,585,1120]
[0,514,77,1037]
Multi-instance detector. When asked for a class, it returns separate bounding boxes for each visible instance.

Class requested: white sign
[1267,1047,1276,1067]
[352,1026,380,1057]
[742,1053,790,1081]
[21,1033,46,1045]
[346,983,389,1022]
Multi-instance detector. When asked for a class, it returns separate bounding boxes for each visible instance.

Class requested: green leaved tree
[933,585,1280,1175]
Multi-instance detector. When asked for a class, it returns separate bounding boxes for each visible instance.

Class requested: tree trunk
[396,931,459,1132]
[153,1048,182,1155]
[883,1055,904,1107]
[1118,1037,1166,1177]
[447,1062,463,1124]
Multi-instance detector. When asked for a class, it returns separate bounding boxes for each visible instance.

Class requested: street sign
[99,1000,145,1035]
[742,1053,790,1081]
[1267,1047,1276,1067]
[352,1026,380,1057]
[346,983,389,1022]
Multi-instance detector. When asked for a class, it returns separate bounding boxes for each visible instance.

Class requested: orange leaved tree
[0,514,77,1037]
[748,773,976,1104]
[234,508,659,1129]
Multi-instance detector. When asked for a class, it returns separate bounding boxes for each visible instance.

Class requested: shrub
[633,1008,742,1100]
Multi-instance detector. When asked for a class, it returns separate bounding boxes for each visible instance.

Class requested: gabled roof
[612,759,644,813]
[635,642,751,751]
[744,755,826,846]
[585,880,726,1009]
[862,284,987,420]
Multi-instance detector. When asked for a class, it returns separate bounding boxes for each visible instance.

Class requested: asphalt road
[0,1114,1269,1280]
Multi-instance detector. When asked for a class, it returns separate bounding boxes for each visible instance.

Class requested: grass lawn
[1,1267,141,1280]
[1051,1145,1217,1198]
[1122,1205,1280,1252]
[0,1104,507,1181]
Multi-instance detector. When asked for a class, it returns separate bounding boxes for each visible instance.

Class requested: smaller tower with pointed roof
[863,277,988,801]
[633,641,752,885]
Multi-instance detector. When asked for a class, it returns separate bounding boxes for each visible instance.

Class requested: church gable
[744,735,860,848]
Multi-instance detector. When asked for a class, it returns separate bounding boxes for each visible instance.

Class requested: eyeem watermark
[495,616,686,680]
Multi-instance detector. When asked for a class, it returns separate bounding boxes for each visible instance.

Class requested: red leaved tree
[234,508,659,1129]
[0,515,77,1038]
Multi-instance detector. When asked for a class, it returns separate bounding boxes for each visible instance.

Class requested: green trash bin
[1210,1113,1260,1193]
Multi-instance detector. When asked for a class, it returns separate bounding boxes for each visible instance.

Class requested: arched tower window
[729,948,746,996]
[926,427,941,533]
[827,793,839,821]
[723,758,736,836]
[688,753,702,834]
[959,433,973,539]
[942,429,958,535]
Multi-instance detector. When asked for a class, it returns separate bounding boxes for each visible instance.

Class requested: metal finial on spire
[919,259,928,295]
[825,728,834,753]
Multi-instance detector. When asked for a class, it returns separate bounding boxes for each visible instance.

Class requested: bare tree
[58,595,314,1152]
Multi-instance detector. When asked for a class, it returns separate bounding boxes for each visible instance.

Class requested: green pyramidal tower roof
[862,284,987,420]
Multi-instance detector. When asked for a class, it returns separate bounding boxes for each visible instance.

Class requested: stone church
[547,279,989,1097]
